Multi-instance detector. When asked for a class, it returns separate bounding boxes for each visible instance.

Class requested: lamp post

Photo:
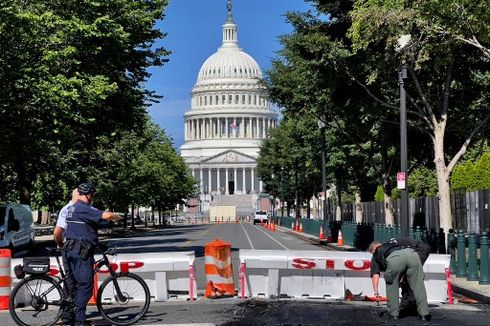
[271,173,275,218]
[399,65,409,237]
[397,34,411,237]
[317,119,328,223]
[280,167,284,217]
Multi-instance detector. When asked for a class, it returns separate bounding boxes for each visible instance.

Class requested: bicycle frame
[24,246,120,308]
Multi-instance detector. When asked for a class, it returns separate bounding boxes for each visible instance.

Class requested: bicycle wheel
[97,273,150,326]
[9,275,64,326]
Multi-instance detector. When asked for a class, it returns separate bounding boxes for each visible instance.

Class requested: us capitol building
[180,0,277,215]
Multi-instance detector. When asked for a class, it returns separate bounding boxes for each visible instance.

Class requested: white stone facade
[180,1,277,196]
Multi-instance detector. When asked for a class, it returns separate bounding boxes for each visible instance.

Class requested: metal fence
[341,190,490,233]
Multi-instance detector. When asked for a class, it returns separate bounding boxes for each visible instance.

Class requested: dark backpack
[373,242,406,271]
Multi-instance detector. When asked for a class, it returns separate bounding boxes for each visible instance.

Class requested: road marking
[183,224,217,247]
[253,224,289,251]
[240,223,255,249]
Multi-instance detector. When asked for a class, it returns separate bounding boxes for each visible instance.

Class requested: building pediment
[200,150,256,164]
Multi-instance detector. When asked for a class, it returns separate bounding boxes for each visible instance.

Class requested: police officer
[390,238,431,313]
[368,239,431,321]
[63,182,122,326]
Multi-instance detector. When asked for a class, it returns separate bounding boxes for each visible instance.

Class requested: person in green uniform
[368,240,431,321]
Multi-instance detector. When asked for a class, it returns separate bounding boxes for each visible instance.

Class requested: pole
[399,65,409,237]
[321,126,327,222]
[280,167,284,217]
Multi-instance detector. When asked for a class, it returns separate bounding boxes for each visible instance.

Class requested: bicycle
[9,245,150,326]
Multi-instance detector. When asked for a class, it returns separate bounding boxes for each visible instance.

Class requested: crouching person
[368,240,431,321]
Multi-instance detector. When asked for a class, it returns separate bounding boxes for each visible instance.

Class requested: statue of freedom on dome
[227,0,232,13]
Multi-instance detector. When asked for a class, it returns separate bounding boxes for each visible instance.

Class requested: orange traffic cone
[337,229,344,246]
[292,222,295,230]
[88,272,99,305]
[299,223,304,233]
[319,226,326,240]
[272,222,276,232]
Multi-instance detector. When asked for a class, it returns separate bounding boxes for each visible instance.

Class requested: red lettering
[326,259,335,270]
[292,258,316,270]
[120,261,144,273]
[344,260,371,271]
[98,262,119,274]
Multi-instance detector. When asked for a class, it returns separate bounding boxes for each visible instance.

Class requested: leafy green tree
[264,1,414,224]
[451,152,490,191]
[257,113,322,219]
[0,0,170,206]
[349,0,489,234]
[408,167,438,198]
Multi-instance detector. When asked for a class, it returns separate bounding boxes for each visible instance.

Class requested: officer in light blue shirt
[54,188,79,248]
[63,182,121,326]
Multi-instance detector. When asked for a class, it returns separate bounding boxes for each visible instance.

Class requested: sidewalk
[275,223,490,304]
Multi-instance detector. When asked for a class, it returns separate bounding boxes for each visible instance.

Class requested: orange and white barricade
[0,249,12,310]
[204,239,235,298]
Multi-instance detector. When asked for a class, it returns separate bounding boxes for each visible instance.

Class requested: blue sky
[146,0,312,149]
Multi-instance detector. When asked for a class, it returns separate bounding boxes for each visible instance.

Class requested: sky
[146,0,313,149]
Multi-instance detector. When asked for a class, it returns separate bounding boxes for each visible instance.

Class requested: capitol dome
[197,47,262,82]
[180,0,277,209]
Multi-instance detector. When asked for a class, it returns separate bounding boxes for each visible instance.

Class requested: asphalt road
[3,222,489,325]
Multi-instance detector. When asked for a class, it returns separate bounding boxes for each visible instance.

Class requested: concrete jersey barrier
[10,251,197,302]
[239,250,450,303]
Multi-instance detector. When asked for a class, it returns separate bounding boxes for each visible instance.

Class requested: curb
[452,284,490,305]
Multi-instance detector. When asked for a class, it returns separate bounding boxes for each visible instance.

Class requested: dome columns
[185,116,276,141]
[191,166,262,195]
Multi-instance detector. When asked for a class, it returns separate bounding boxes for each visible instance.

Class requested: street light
[280,167,284,217]
[271,173,275,218]
[317,119,328,224]
[397,34,410,237]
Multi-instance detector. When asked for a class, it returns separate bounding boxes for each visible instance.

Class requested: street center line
[240,223,255,249]
[253,224,289,251]
[183,224,217,247]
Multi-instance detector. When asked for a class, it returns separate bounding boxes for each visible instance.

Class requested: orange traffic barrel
[204,239,235,298]
[0,249,12,310]
[88,270,99,305]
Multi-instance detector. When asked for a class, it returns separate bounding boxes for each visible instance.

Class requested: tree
[451,152,490,191]
[257,113,322,219]
[0,0,170,206]
[349,0,489,234]
[263,1,412,224]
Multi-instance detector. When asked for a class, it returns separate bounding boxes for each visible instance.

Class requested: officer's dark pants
[63,245,94,322]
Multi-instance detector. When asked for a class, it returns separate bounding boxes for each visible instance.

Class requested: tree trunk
[130,205,135,230]
[17,165,31,205]
[355,188,363,223]
[433,128,453,234]
[384,192,395,225]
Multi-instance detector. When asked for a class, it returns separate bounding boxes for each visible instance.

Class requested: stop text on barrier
[291,258,371,271]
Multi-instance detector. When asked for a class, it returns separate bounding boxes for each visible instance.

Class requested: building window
[222,94,226,104]
[216,95,219,105]
[204,97,207,105]
[228,94,232,104]
[248,95,251,105]
[210,96,213,105]
[242,95,245,104]
[235,95,239,104]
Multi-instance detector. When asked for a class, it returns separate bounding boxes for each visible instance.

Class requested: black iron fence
[341,189,490,233]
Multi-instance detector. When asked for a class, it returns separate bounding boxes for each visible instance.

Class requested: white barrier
[239,250,450,303]
[11,251,197,302]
